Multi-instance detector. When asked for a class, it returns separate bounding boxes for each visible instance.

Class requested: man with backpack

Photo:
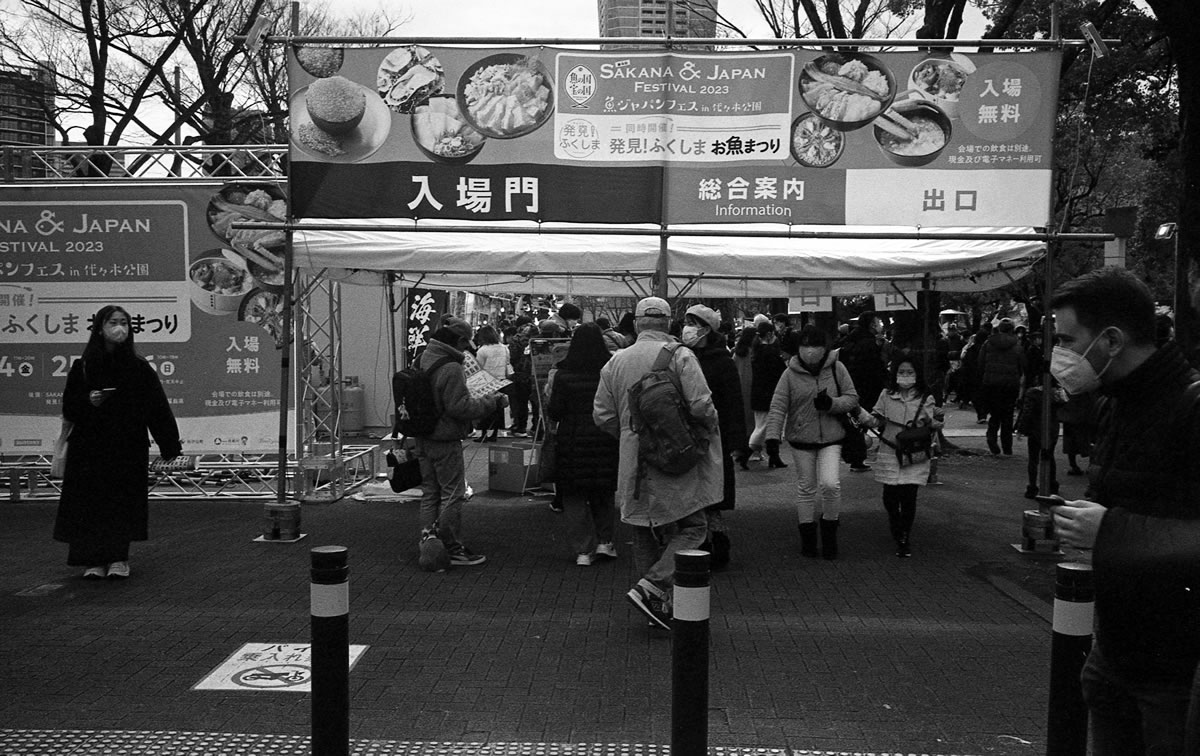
[408,315,508,570]
[593,297,722,630]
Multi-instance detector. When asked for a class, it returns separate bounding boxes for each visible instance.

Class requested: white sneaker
[595,542,618,559]
[82,566,106,579]
[575,553,595,566]
[106,561,130,579]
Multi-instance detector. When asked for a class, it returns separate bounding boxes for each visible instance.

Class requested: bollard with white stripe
[671,549,711,756]
[311,546,350,756]
[1046,561,1093,756]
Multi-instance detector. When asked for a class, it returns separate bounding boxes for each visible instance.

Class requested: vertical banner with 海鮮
[0,183,292,455]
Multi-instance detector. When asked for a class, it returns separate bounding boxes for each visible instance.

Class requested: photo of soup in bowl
[872,101,952,167]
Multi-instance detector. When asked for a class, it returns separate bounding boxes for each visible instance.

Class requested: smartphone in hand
[1034,494,1065,507]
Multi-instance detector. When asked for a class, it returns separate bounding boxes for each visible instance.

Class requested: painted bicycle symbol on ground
[231,664,311,689]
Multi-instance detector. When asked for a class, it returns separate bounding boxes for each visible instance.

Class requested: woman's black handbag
[838,414,867,464]
[386,450,423,493]
[893,422,934,466]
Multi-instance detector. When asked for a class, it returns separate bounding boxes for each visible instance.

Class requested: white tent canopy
[291,220,1045,298]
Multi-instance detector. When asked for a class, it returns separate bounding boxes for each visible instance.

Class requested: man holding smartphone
[1047,268,1200,755]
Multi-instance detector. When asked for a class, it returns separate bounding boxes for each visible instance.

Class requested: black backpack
[391,355,455,438]
[628,343,709,476]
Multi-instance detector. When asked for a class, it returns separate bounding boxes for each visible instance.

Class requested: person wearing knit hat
[682,304,745,570]
[410,314,510,570]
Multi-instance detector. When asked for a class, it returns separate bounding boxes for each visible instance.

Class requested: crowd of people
[53,267,1200,751]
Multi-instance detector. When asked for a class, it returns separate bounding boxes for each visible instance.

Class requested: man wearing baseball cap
[593,296,723,629]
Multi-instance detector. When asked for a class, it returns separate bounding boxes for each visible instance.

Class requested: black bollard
[671,549,711,756]
[311,546,349,756]
[1046,562,1093,756]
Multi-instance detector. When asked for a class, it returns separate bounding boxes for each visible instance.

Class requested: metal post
[1038,240,1056,498]
[671,549,710,756]
[311,546,350,756]
[1046,562,1093,756]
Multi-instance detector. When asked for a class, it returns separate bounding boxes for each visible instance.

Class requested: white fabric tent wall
[291,221,1045,297]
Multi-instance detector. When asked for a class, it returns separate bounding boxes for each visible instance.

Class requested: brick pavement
[0,407,1077,755]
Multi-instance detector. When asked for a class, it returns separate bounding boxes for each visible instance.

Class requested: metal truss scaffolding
[1,144,372,502]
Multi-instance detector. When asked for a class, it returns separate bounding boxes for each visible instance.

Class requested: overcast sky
[346,0,987,40]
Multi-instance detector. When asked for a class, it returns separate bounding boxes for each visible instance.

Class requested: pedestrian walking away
[411,315,509,570]
[594,296,723,631]
[1045,268,1200,755]
[546,323,620,566]
[53,305,183,580]
[764,324,860,559]
[857,358,943,558]
[747,315,788,468]
[978,318,1026,455]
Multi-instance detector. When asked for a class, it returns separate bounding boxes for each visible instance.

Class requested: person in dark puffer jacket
[547,323,621,566]
[1047,268,1200,755]
[683,304,747,570]
[977,318,1026,455]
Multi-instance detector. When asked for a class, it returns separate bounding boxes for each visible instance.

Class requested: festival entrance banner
[0,183,290,454]
[289,46,1058,227]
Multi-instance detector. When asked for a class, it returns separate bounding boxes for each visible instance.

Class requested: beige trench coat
[593,330,724,527]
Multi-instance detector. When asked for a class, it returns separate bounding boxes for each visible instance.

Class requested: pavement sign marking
[192,642,368,692]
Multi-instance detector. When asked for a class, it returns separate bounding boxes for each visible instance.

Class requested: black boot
[798,522,819,558]
[819,518,839,560]
[896,531,911,558]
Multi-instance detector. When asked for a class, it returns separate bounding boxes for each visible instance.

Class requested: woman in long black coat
[547,323,620,566]
[54,305,182,579]
[683,305,747,570]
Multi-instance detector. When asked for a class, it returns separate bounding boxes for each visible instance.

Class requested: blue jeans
[413,437,468,547]
[630,510,707,590]
[1081,645,1191,756]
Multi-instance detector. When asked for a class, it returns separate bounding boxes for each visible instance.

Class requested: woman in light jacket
[857,358,943,558]
[765,325,859,559]
[473,324,511,442]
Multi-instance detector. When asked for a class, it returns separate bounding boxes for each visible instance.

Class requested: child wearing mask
[857,359,943,557]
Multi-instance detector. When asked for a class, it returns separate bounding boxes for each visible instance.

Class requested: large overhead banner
[289,45,1058,227]
[0,184,290,455]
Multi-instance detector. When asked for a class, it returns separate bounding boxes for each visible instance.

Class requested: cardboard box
[488,441,541,493]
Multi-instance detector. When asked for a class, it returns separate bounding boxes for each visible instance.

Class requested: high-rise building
[597,0,718,47]
[0,63,55,147]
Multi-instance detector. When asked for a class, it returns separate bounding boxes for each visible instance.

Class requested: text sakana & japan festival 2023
[288,45,1057,227]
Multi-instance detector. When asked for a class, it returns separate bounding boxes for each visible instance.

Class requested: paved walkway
[0,407,1075,755]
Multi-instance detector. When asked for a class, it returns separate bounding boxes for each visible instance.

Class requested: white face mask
[104,323,128,343]
[797,347,825,366]
[681,325,705,346]
[1050,330,1114,395]
[896,376,916,390]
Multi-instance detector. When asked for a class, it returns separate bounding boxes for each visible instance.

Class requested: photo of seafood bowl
[872,100,952,167]
[909,54,974,119]
[378,45,445,114]
[456,53,553,139]
[411,94,486,164]
[190,252,255,315]
[799,52,895,131]
[790,112,844,168]
[206,183,287,285]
